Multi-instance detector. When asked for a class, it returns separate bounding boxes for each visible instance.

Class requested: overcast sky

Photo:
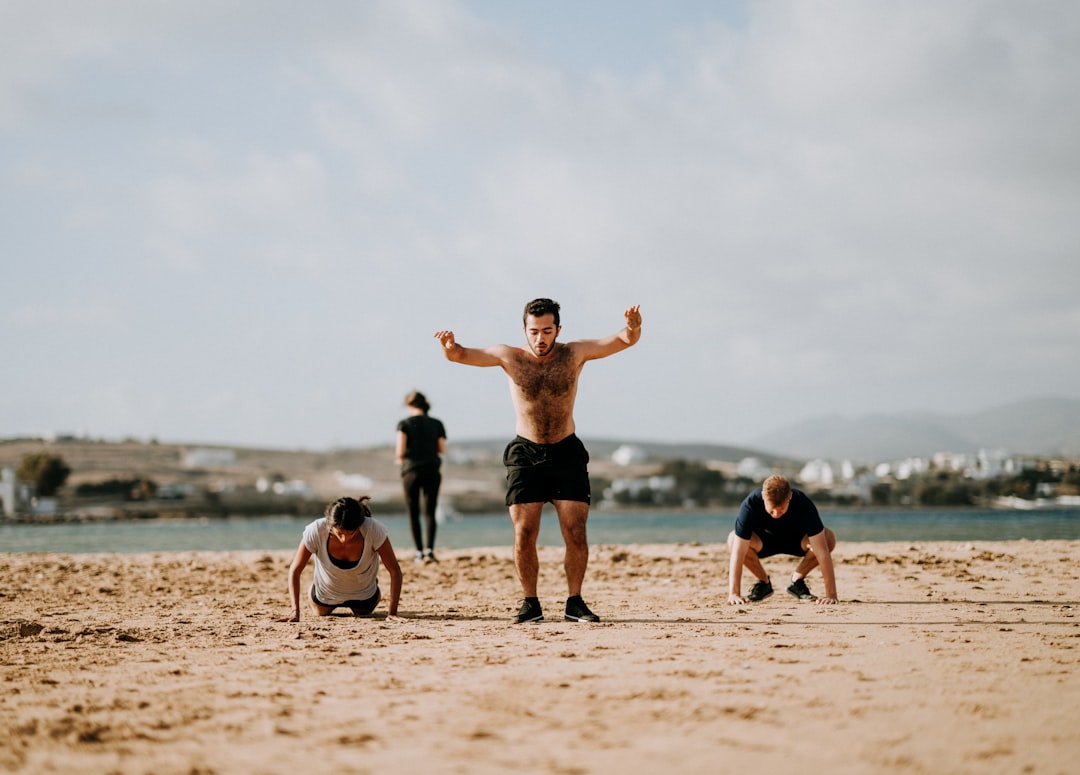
[3,0,1078,451]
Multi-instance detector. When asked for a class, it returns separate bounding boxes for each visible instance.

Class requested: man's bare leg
[792,529,836,581]
[553,499,589,597]
[509,502,543,597]
[742,549,770,585]
[792,551,820,581]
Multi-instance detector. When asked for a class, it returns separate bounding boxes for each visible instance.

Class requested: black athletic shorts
[756,537,808,559]
[310,585,381,615]
[503,434,591,506]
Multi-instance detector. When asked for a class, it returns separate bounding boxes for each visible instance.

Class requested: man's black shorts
[503,434,591,506]
[756,537,808,559]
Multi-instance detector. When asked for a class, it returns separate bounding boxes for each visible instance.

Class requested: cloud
[143,149,333,271]
[8,300,122,329]
[2,1,1079,449]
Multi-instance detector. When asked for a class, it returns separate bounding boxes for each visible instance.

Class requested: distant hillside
[750,396,1080,462]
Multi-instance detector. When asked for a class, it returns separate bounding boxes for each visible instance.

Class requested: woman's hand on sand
[816,596,838,606]
[726,593,747,606]
[277,610,300,622]
[386,614,407,623]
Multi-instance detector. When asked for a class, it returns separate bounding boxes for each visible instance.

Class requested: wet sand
[2,540,1079,774]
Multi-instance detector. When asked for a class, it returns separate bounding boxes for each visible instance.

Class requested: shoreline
[3,540,1079,773]
[5,509,1080,556]
[5,497,1080,524]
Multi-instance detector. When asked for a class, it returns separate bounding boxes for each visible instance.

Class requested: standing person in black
[395,390,447,563]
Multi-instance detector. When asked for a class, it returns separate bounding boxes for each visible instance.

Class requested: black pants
[402,465,441,552]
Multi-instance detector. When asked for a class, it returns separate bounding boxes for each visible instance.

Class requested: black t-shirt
[396,415,446,474]
[734,488,824,545]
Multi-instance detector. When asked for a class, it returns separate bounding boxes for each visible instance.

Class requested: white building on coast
[0,467,38,517]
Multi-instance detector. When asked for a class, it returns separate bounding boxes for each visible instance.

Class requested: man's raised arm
[620,305,643,346]
[575,305,643,361]
[434,330,505,367]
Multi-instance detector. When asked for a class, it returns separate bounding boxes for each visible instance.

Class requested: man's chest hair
[511,346,578,400]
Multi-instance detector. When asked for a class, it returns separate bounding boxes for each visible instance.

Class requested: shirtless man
[435,298,642,623]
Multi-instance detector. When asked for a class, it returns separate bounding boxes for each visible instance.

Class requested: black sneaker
[423,549,437,563]
[564,595,600,622]
[746,580,774,602]
[787,578,817,601]
[513,597,544,624]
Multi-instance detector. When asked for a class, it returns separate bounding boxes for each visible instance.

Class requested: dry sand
[2,540,1079,774]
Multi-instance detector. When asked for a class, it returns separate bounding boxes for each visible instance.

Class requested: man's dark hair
[523,298,561,327]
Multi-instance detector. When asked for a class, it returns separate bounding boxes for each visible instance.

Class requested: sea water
[2,508,1078,554]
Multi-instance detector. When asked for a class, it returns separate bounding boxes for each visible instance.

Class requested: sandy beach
[2,540,1079,774]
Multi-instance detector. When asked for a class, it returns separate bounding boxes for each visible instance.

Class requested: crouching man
[727,475,838,605]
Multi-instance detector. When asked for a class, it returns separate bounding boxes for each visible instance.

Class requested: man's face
[764,496,791,519]
[524,313,560,357]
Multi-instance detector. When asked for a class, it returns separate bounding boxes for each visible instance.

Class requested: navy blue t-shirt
[734,488,824,545]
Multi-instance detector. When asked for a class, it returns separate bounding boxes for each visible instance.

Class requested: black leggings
[402,466,441,552]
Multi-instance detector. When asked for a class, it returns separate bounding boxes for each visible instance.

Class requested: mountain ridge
[749,396,1080,462]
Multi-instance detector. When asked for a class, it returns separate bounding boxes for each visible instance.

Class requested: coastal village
[2,435,1079,521]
